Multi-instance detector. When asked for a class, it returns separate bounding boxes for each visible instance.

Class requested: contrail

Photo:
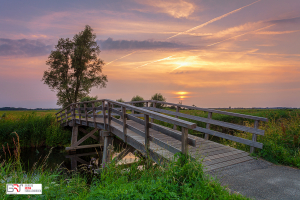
[106,51,137,66]
[167,0,261,39]
[207,24,275,47]
[136,55,175,68]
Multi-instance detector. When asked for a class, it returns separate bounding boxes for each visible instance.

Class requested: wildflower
[44,187,49,190]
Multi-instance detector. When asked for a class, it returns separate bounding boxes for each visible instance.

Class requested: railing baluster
[78,104,81,125]
[102,100,106,130]
[182,127,188,155]
[92,102,97,128]
[205,112,212,140]
[108,102,111,131]
[122,106,127,142]
[84,103,88,125]
[173,106,180,130]
[250,120,259,153]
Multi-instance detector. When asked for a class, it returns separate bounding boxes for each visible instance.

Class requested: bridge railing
[55,99,197,156]
[125,100,268,153]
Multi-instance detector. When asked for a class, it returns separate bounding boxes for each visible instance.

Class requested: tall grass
[0,112,71,148]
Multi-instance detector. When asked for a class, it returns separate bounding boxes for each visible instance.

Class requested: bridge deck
[68,118,253,172]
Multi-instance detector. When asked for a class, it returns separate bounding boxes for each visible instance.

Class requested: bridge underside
[64,118,253,172]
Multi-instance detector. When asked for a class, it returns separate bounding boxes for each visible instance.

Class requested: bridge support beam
[101,131,114,168]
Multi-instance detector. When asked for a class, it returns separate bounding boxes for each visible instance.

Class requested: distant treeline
[0,107,59,111]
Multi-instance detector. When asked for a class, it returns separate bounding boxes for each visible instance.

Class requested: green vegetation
[131,95,144,107]
[42,25,107,107]
[0,111,71,148]
[1,144,247,200]
[154,108,300,168]
[151,93,166,109]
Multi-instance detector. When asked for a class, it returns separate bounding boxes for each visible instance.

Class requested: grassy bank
[155,108,300,168]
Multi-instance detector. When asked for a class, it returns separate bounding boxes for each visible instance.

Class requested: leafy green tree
[131,95,144,107]
[80,96,101,108]
[42,25,108,108]
[114,98,125,108]
[151,93,166,109]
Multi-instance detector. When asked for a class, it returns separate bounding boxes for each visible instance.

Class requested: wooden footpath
[56,99,268,172]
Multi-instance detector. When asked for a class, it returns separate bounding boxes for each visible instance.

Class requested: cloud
[134,0,195,18]
[268,17,300,24]
[0,38,52,57]
[97,38,191,50]
[256,30,300,35]
[167,0,261,39]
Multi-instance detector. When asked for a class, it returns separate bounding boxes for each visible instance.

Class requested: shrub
[131,95,144,107]
[151,93,166,109]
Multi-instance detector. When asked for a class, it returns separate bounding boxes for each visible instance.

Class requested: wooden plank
[205,156,253,171]
[144,107,265,136]
[66,144,103,150]
[203,150,248,161]
[182,127,188,155]
[71,125,78,147]
[203,152,250,166]
[194,127,263,149]
[73,128,99,146]
[78,127,98,141]
[108,102,111,132]
[205,112,212,139]
[84,103,88,125]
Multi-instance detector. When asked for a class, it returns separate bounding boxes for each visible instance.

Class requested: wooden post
[71,125,78,147]
[102,131,113,168]
[72,104,76,125]
[151,102,156,123]
[146,102,148,107]
[182,127,188,155]
[92,102,97,128]
[108,102,111,132]
[250,120,259,154]
[205,112,212,140]
[173,106,180,130]
[122,106,127,142]
[84,103,88,126]
[78,104,81,125]
[102,100,106,130]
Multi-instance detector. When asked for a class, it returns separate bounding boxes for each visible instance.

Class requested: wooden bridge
[55,99,268,172]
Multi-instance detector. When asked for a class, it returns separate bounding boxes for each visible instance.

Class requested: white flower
[44,187,49,190]
[51,182,56,184]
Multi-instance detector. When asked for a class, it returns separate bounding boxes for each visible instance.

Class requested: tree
[115,98,125,108]
[131,95,144,107]
[42,25,108,108]
[151,93,166,109]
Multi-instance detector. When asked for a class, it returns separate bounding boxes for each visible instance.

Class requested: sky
[0,0,300,108]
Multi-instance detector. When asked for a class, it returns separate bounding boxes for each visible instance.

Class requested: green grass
[154,108,300,168]
[0,111,70,148]
[0,150,248,200]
